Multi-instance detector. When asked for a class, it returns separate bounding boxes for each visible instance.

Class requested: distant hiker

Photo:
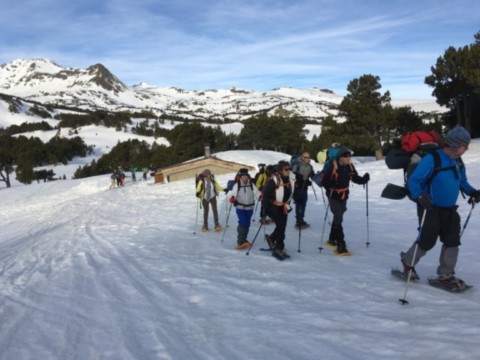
[131,167,137,182]
[399,126,480,290]
[109,172,116,189]
[229,168,259,248]
[196,169,228,232]
[292,152,315,229]
[142,167,148,180]
[321,145,370,255]
[263,160,296,260]
[115,167,123,187]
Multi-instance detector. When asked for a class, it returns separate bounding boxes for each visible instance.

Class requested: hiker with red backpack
[263,160,296,260]
[229,168,260,249]
[196,169,228,232]
[399,126,480,291]
[320,145,370,255]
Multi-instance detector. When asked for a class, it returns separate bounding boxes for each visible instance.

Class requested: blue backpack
[312,145,341,187]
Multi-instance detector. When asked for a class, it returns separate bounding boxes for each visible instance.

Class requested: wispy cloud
[1,0,479,98]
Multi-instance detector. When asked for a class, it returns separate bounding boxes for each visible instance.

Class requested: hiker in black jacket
[262,160,296,260]
[321,145,369,255]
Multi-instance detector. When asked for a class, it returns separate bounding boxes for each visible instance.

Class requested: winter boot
[335,239,351,256]
[265,234,275,249]
[202,227,209,232]
[401,260,420,280]
[237,225,249,246]
[326,223,342,248]
[214,224,222,232]
[436,274,468,290]
[272,247,289,261]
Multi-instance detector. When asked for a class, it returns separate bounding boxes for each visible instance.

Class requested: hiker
[263,160,296,260]
[399,126,480,289]
[292,152,315,229]
[321,145,370,255]
[255,164,274,224]
[109,172,116,189]
[229,168,259,248]
[131,167,137,182]
[196,169,228,232]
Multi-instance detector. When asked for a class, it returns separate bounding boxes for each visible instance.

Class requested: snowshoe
[391,268,420,281]
[214,225,222,232]
[428,275,473,293]
[324,240,337,249]
[272,248,290,261]
[333,248,352,256]
[295,223,310,229]
[201,227,209,232]
[235,242,251,250]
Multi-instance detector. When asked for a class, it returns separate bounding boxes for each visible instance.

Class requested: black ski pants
[267,206,289,250]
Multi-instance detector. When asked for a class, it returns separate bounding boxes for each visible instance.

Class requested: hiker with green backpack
[399,126,480,290]
[196,169,228,232]
[320,145,370,255]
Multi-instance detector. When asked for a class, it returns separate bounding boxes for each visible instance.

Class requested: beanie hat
[238,168,249,176]
[337,145,351,159]
[446,126,471,149]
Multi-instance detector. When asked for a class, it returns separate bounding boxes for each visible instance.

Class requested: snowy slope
[1,144,480,359]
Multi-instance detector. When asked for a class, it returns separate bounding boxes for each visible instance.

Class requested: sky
[1,143,480,359]
[1,1,479,99]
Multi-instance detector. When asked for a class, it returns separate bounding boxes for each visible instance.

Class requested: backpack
[227,171,253,192]
[312,144,341,187]
[382,130,461,201]
[253,164,266,185]
[290,153,302,170]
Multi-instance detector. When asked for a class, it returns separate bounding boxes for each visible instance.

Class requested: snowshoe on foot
[295,222,310,229]
[214,225,222,232]
[235,241,251,250]
[324,239,337,248]
[333,241,351,256]
[401,261,420,281]
[201,227,209,232]
[391,268,419,281]
[272,248,290,261]
[428,275,472,293]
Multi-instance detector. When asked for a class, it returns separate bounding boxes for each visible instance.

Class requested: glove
[229,196,235,204]
[195,192,200,198]
[306,180,312,186]
[468,189,480,204]
[417,194,433,209]
[223,189,229,194]
[363,173,370,183]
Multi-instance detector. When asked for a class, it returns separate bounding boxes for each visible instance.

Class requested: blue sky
[1,0,478,99]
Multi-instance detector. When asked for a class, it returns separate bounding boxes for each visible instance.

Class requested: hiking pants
[267,206,288,251]
[295,188,308,224]
[402,206,461,276]
[202,197,219,228]
[328,198,347,225]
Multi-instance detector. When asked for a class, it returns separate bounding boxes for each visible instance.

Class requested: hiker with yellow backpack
[320,145,370,255]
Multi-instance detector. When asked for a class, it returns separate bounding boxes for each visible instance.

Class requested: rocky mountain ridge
[0,59,444,121]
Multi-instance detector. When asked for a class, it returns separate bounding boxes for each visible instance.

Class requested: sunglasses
[302,156,310,159]
[341,153,351,158]
[282,168,291,171]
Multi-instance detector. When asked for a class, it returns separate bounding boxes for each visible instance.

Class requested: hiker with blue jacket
[292,152,315,229]
[321,145,369,255]
[400,126,480,290]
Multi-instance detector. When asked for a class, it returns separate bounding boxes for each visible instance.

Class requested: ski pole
[297,224,302,253]
[246,222,264,256]
[365,183,370,247]
[399,208,427,305]
[319,190,332,252]
[311,183,318,201]
[252,200,260,222]
[221,202,234,243]
[460,201,475,239]
[194,197,200,235]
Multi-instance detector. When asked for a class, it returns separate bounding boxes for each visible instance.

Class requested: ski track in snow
[1,149,480,359]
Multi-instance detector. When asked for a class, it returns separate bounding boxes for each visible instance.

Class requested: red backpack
[401,130,441,153]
